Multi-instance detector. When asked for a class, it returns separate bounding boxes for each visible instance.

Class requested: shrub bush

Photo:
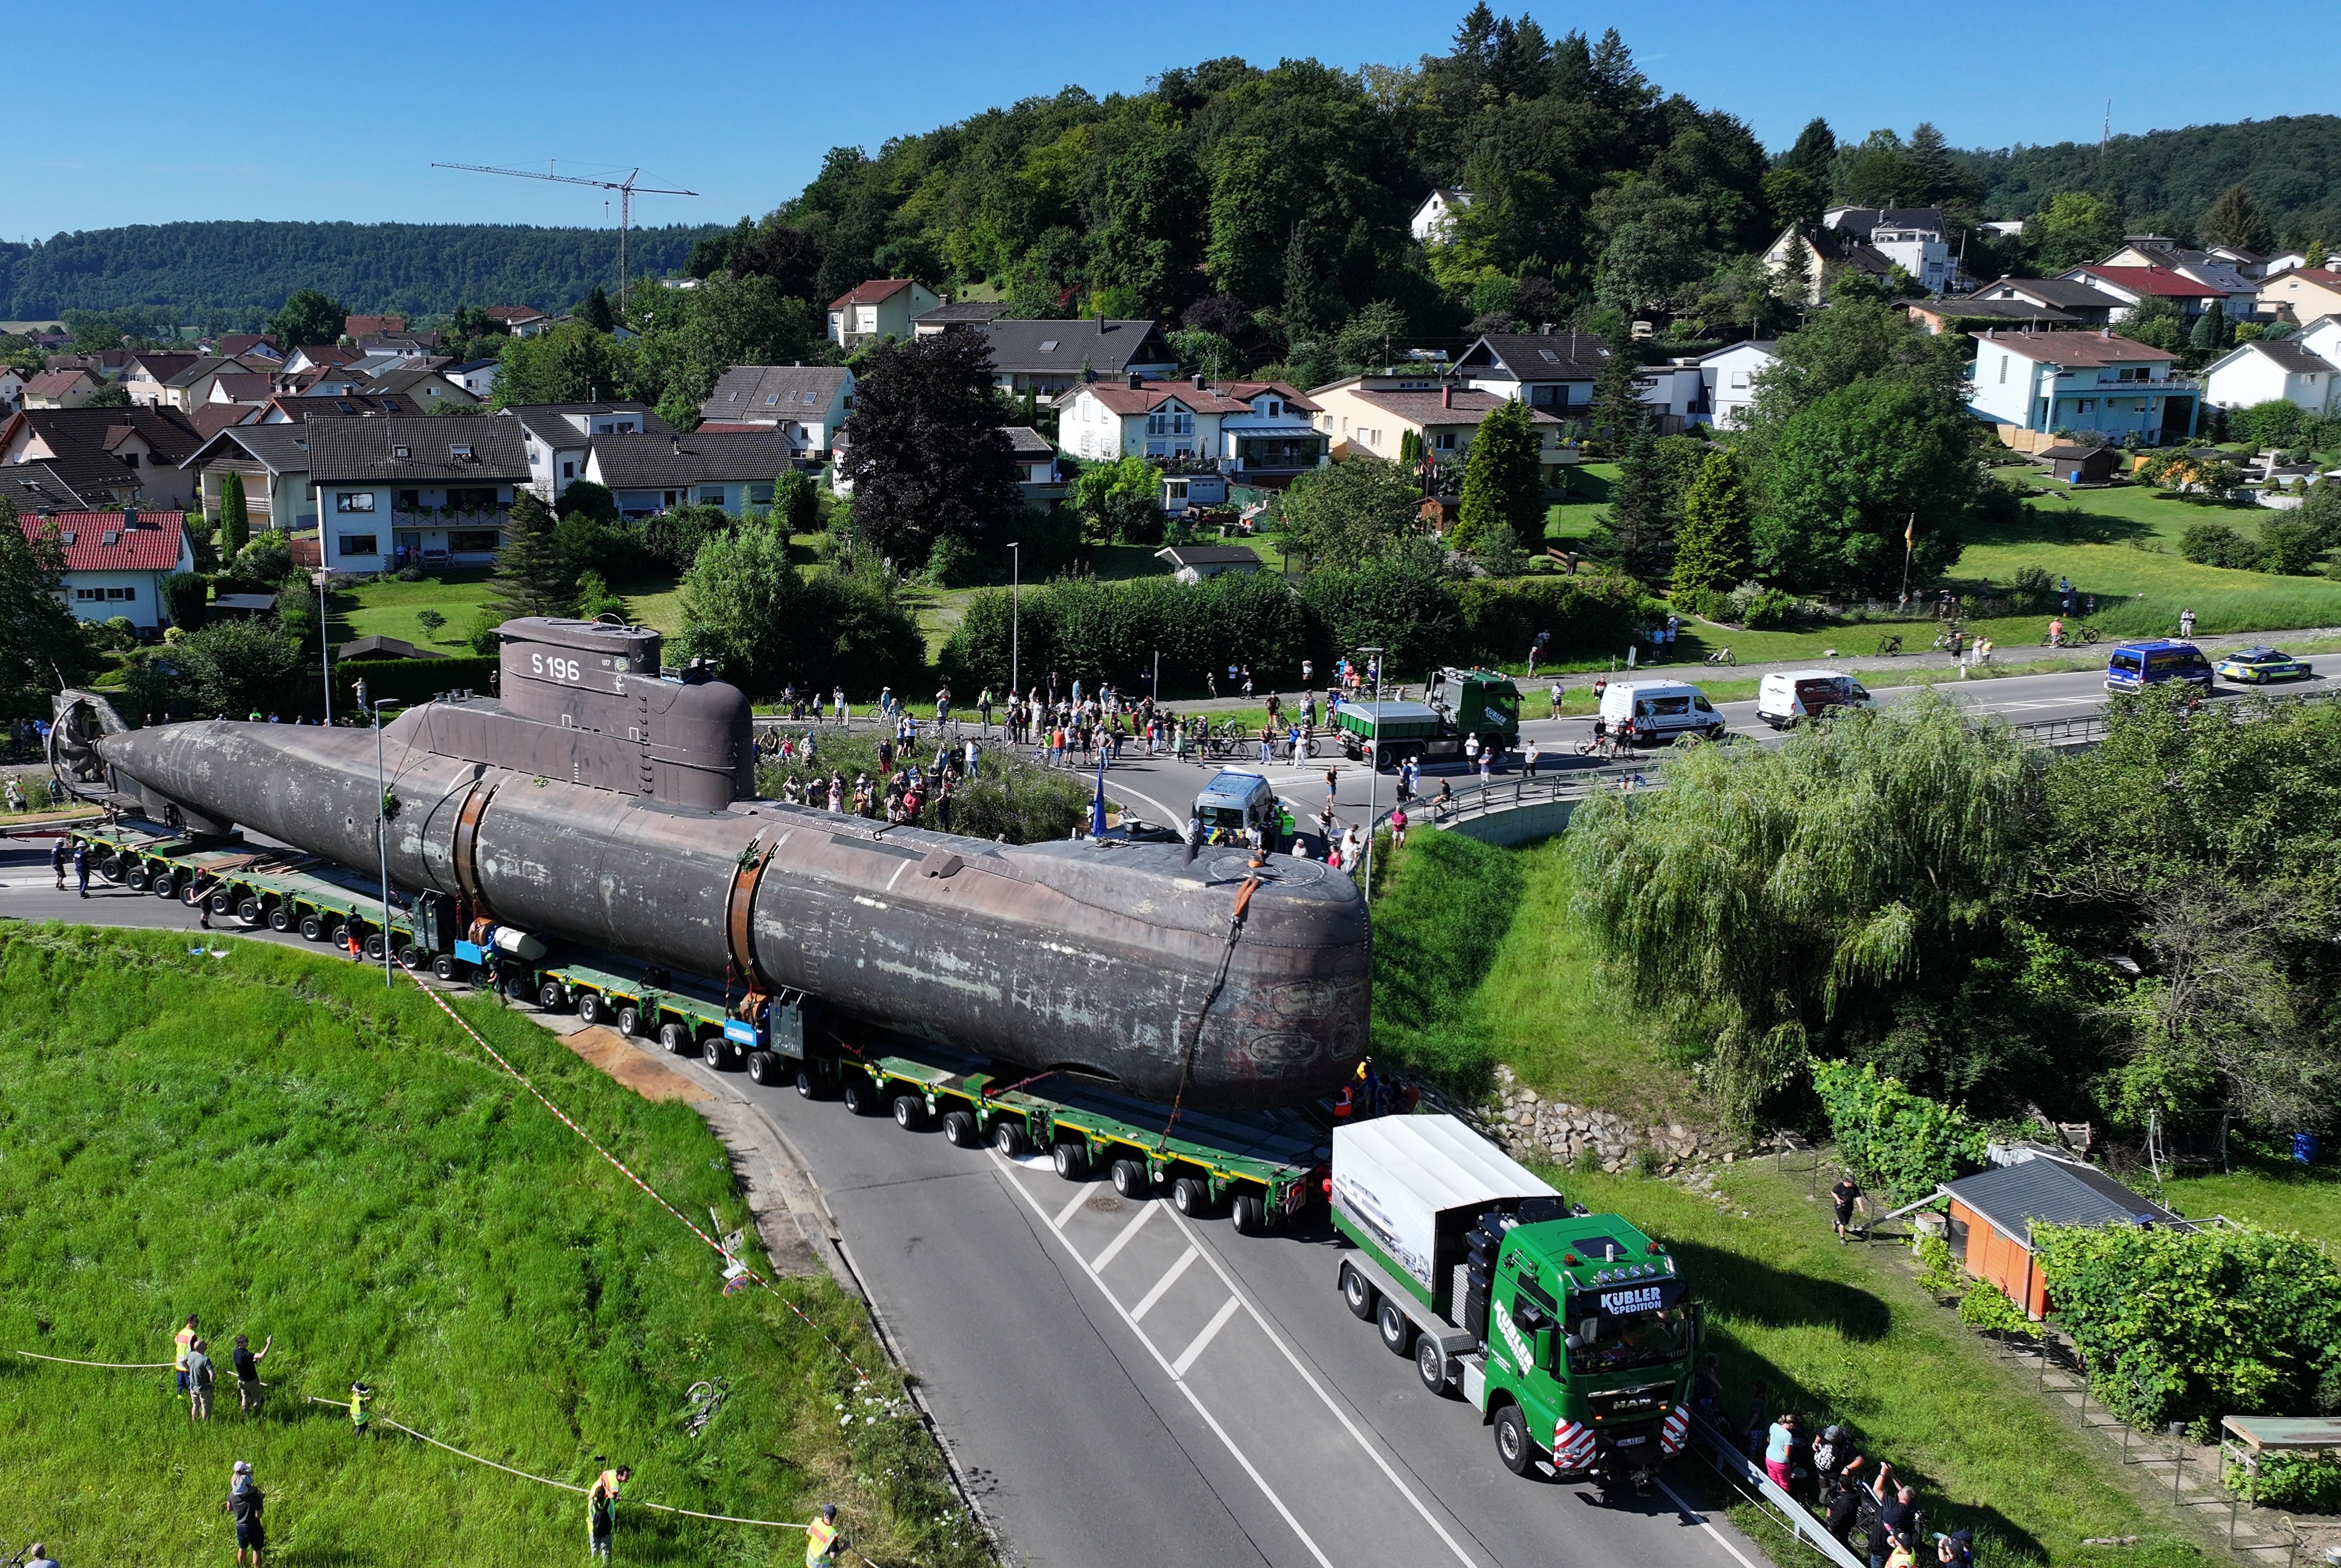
[1810,1059,1988,1205]
[2180,520,2262,570]
[2225,1452,2341,1513]
[1740,587,1803,630]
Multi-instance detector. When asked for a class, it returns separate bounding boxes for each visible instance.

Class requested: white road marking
[1172,1294,1244,1377]
[989,1151,1341,1568]
[1657,1478,1764,1568]
[1053,1182,1093,1228]
[1087,1193,1158,1271]
[1131,1244,1200,1322]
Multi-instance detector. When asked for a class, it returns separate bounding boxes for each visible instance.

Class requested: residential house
[188,404,259,441]
[1761,223,1896,305]
[1452,331,1605,412]
[1306,379,1569,487]
[697,365,854,455]
[2202,338,2339,418]
[1155,544,1261,584]
[1821,207,1956,294]
[1965,277,2117,328]
[213,333,282,362]
[2097,238,2261,316]
[483,306,552,338]
[1057,374,1326,485]
[2202,244,2272,279]
[46,349,129,380]
[0,405,203,510]
[0,462,98,513]
[1002,425,1063,504]
[205,372,282,410]
[2259,268,2341,328]
[305,415,530,574]
[344,314,405,340]
[159,355,282,412]
[19,509,195,633]
[182,423,318,532]
[2061,265,2226,323]
[1639,362,1711,431]
[1939,1146,2183,1321]
[2260,249,2316,278]
[583,429,796,518]
[0,366,24,413]
[912,300,1009,336]
[1906,298,2078,335]
[279,344,362,374]
[1697,341,1779,430]
[499,403,668,500]
[826,280,941,346]
[444,358,502,399]
[1968,331,2196,444]
[1409,188,1471,243]
[973,318,1178,397]
[258,392,422,422]
[2296,315,2341,374]
[365,367,479,409]
[22,369,102,409]
[121,351,202,406]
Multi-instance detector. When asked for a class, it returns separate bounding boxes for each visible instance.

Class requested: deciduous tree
[267,287,346,349]
[1453,397,1543,554]
[837,331,1021,568]
[1280,457,1421,570]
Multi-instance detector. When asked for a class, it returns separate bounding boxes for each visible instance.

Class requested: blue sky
[11,1,2336,238]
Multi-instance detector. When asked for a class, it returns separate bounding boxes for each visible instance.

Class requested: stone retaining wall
[1487,1064,1730,1173]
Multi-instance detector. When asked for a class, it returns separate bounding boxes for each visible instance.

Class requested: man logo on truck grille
[1599,1285,1664,1314]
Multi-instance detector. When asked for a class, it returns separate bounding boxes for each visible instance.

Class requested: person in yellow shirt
[805,1503,845,1567]
[588,1465,629,1561]
[348,1382,372,1438]
[173,1313,200,1394]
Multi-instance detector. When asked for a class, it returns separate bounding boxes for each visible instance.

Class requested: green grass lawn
[2162,1146,2341,1247]
[0,927,978,1567]
[1545,463,1616,546]
[1558,1161,2203,1568]
[331,568,498,650]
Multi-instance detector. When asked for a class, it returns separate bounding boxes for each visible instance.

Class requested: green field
[0,927,977,1567]
[2163,1147,2341,1248]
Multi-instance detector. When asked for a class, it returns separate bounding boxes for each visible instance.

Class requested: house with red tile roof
[1,405,204,509]
[483,305,552,338]
[22,369,102,409]
[2059,265,2227,323]
[826,279,941,346]
[17,508,195,631]
[343,314,405,340]
[1056,373,1328,502]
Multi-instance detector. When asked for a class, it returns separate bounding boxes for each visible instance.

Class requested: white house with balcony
[1056,374,1326,483]
[1697,340,1779,430]
[307,417,530,575]
[1968,331,2197,444]
[2202,338,2339,418]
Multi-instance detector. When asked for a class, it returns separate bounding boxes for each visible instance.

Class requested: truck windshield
[1568,1305,1694,1375]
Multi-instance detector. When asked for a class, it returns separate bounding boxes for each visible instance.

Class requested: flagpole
[1899,511,1915,606]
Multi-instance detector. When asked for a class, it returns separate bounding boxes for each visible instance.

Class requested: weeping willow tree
[1565,694,2045,1126]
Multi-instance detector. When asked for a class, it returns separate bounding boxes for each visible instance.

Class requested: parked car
[2213,647,2310,684]
[1755,669,1874,728]
[2105,639,2213,695]
[1595,680,1726,744]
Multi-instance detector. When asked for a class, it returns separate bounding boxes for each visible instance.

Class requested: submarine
[53,616,1370,1110]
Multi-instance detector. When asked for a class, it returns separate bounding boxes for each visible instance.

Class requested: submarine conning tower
[384,616,754,808]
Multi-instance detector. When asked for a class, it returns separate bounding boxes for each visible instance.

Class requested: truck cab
[1424,667,1522,755]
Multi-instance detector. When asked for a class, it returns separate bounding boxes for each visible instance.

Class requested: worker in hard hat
[348,1382,372,1438]
[588,1464,630,1560]
[805,1502,846,1566]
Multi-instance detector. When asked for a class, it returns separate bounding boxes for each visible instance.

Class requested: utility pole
[318,570,332,724]
[1357,644,1384,902]
[1008,542,1021,703]
[432,161,698,318]
[367,695,402,989]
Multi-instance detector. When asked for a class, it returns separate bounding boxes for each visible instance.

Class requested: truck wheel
[396,946,424,970]
[299,913,324,941]
[941,1110,980,1148]
[1494,1404,1539,1476]
[891,1093,926,1131]
[746,1050,779,1086]
[614,1005,640,1038]
[209,890,235,915]
[268,905,293,932]
[795,1065,821,1100]
[1417,1335,1454,1395]
[1171,1176,1211,1218]
[658,1021,691,1056]
[1051,1141,1089,1181]
[364,933,387,961]
[841,1077,881,1117]
[575,992,606,1027]
[1377,1296,1415,1357]
[125,865,150,891]
[702,1034,732,1070]
[150,871,177,899]
[238,897,263,925]
[431,954,457,982]
[991,1120,1029,1156]
[1110,1158,1150,1199]
[537,981,567,1012]
[1231,1192,1270,1235]
[1341,1262,1377,1321]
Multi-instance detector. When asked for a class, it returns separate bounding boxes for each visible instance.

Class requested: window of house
[395,490,421,510]
[335,491,376,512]
[449,530,500,553]
[2077,399,2096,414]
[448,444,473,460]
[1435,433,1458,450]
[1999,358,2008,383]
[338,534,380,557]
[696,486,727,504]
[446,487,496,510]
[392,444,411,458]
[747,482,774,504]
[107,586,134,602]
[1038,340,1059,353]
[73,588,97,602]
[562,460,576,479]
[766,393,780,405]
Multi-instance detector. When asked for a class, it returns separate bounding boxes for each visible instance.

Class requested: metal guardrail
[1689,1415,1867,1568]
[1414,764,1658,826]
[2011,713,2110,748]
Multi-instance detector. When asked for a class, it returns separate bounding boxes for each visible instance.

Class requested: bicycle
[1703,648,1736,666]
[1874,634,1904,657]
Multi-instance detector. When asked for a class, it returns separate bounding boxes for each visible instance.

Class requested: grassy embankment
[1370,830,2217,1566]
[0,926,981,1567]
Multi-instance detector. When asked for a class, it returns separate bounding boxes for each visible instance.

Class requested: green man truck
[1332,667,1521,770]
[1330,1115,1697,1486]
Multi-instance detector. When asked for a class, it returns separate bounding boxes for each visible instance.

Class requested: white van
[1755,669,1873,729]
[1595,680,1726,744]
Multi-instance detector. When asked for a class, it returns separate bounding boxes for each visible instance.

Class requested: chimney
[1128,371,1143,390]
[671,434,681,455]
[1539,322,1553,335]
[1193,371,1207,390]
[1442,383,1453,409]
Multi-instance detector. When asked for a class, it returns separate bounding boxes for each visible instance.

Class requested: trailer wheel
[1377,1298,1414,1357]
[363,932,387,961]
[1494,1404,1539,1476]
[1051,1141,1089,1181]
[431,954,457,982]
[299,913,325,941]
[575,992,607,1027]
[990,1120,1029,1156]
[941,1110,980,1148]
[1110,1158,1151,1200]
[537,980,567,1013]
[150,871,177,899]
[702,1034,732,1070]
[658,1021,691,1056]
[1417,1336,1455,1396]
[890,1095,926,1131]
[209,889,235,915]
[397,946,424,970]
[746,1050,781,1086]
[1171,1176,1212,1218]
[795,1065,821,1100]
[614,1005,640,1038]
[238,897,264,925]
[1340,1262,1377,1321]
[1231,1192,1270,1235]
[268,905,293,932]
[125,864,150,891]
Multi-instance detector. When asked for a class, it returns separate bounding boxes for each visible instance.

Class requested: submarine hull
[91,717,1370,1109]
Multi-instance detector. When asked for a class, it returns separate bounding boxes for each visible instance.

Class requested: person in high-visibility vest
[348,1382,372,1438]
[805,1503,845,1567]
[588,1465,630,1561]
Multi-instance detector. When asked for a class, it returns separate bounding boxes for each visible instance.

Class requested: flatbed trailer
[66,824,425,955]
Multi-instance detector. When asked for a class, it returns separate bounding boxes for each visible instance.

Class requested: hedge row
[333,656,500,713]
[936,566,1647,697]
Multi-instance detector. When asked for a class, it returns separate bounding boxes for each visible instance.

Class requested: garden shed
[1940,1152,2185,1320]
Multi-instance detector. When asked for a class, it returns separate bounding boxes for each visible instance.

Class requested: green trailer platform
[66,824,425,955]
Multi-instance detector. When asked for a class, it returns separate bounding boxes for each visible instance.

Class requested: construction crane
[432,160,699,312]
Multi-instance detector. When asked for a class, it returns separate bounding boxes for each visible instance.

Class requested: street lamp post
[318,570,333,724]
[366,692,402,989]
[1008,541,1021,707]
[1356,645,1384,902]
